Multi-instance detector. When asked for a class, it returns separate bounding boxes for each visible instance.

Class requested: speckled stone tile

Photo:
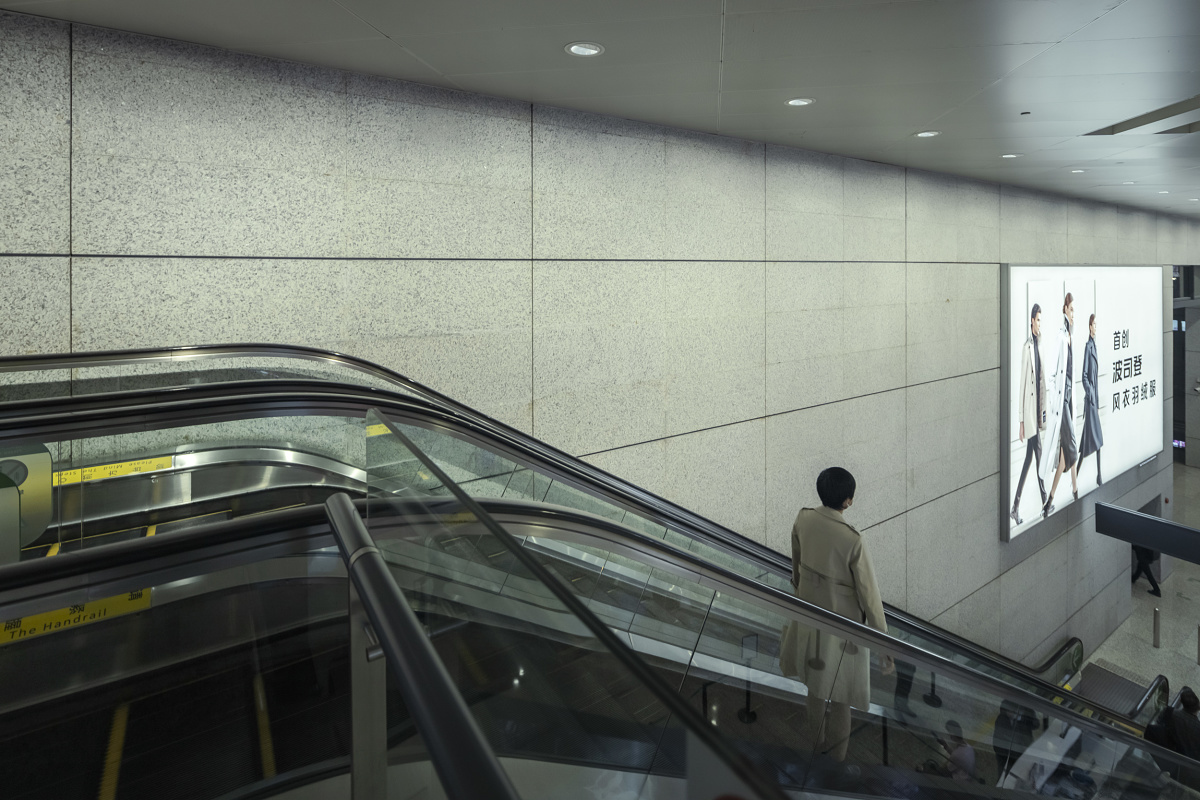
[1,24,69,151]
[661,136,764,260]
[533,104,668,141]
[585,418,766,543]
[861,514,907,610]
[73,157,344,256]
[0,151,69,253]
[72,24,346,93]
[71,256,534,428]
[906,370,1000,507]
[0,256,69,357]
[533,260,762,453]
[906,170,999,262]
[73,50,347,173]
[930,579,1001,655]
[906,262,999,385]
[765,145,843,217]
[905,476,1002,622]
[999,533,1070,659]
[0,10,69,51]
[765,209,844,261]
[843,216,905,262]
[763,388,906,544]
[350,73,528,120]
[844,158,904,221]
[346,179,531,259]
[341,95,529,189]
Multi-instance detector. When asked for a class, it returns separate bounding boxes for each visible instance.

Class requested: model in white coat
[1039,292,1079,518]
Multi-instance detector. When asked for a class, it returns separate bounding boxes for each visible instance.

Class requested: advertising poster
[1007,266,1162,539]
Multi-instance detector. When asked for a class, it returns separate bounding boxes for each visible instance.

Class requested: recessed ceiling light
[914,130,941,138]
[1071,169,1086,173]
[1001,153,1023,158]
[565,41,604,56]
[1122,181,1136,185]
[1191,198,1199,201]
[787,97,815,106]
[1159,191,1170,194]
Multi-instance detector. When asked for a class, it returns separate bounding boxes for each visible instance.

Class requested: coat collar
[814,505,846,522]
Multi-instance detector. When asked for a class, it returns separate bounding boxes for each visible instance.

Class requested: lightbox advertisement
[1006,265,1162,539]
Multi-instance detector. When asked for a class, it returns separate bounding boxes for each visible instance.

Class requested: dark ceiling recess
[1087,94,1200,136]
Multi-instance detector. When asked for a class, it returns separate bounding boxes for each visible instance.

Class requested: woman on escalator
[781,467,892,763]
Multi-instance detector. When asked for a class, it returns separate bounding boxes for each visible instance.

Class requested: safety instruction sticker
[366,424,390,437]
[53,456,175,487]
[2,588,152,646]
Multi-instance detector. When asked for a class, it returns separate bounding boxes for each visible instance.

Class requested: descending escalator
[0,345,1187,800]
[0,346,1147,719]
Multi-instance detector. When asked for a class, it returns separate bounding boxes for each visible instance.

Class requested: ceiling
[5,0,1200,217]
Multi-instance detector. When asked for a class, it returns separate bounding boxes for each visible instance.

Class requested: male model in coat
[1011,303,1047,525]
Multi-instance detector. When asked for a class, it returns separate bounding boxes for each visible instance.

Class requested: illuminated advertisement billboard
[1005,265,1163,539]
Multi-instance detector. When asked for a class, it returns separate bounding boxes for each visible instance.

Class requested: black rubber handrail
[324,493,519,800]
[0,344,1082,682]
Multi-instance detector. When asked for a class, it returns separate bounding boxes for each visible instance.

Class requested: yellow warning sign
[53,456,175,487]
[366,424,390,437]
[2,589,151,646]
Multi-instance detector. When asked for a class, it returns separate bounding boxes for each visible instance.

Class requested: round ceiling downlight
[1001,153,1023,159]
[1071,169,1085,173]
[565,42,604,56]
[787,97,815,106]
[914,130,941,138]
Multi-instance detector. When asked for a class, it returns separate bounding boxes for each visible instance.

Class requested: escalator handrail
[324,493,520,800]
[468,497,1153,732]
[0,370,1116,721]
[368,413,790,800]
[0,344,1085,689]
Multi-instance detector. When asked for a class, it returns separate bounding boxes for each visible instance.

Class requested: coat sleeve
[849,537,888,633]
[1083,341,1095,393]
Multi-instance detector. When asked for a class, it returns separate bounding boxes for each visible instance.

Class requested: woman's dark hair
[816,467,856,509]
[1063,292,1074,314]
[1031,303,1041,321]
[1089,313,1096,328]
[1182,687,1200,715]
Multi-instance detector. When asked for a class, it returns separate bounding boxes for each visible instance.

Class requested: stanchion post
[1153,607,1161,649]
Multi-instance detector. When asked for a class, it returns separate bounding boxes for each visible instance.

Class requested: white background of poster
[1007,265,1163,539]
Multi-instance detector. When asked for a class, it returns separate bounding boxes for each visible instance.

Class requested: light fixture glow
[914,130,941,138]
[565,41,604,56]
[1001,153,1023,158]
[1159,191,1170,194]
[1070,169,1085,173]
[787,97,815,106]
[1190,198,1199,201]
[1122,181,1136,185]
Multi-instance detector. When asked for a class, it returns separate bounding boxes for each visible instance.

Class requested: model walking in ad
[1078,313,1105,486]
[1010,304,1047,525]
[1040,293,1079,518]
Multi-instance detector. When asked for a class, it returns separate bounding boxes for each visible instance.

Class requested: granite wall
[4,10,1200,663]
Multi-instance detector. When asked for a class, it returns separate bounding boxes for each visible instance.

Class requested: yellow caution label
[53,456,175,487]
[366,424,390,437]
[2,589,151,646]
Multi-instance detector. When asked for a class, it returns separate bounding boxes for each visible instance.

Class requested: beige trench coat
[781,505,888,709]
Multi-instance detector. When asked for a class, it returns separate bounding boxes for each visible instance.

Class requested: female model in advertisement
[1078,313,1104,486]
[1039,292,1079,517]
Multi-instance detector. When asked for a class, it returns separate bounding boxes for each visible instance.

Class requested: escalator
[0,346,1144,715]
[0,346,1189,799]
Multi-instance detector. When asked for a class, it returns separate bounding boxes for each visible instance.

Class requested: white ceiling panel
[1,0,1197,217]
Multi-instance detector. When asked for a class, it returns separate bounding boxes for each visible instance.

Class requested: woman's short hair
[1063,292,1074,313]
[1089,313,1096,328]
[816,467,856,509]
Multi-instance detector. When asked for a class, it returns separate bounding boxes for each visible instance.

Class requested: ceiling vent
[1086,94,1200,135]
